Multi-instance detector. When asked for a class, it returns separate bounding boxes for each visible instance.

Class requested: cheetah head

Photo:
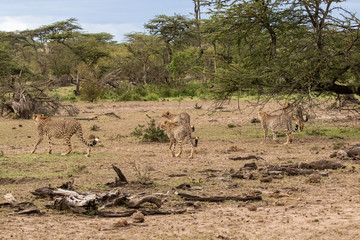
[257,111,269,120]
[160,120,168,129]
[33,113,50,123]
[162,111,172,118]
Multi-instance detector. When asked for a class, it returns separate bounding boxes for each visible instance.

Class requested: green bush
[145,93,159,101]
[72,82,210,102]
[306,128,326,136]
[131,118,169,142]
[332,141,345,150]
[80,80,103,102]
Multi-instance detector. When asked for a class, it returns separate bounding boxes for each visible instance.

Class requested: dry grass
[1,100,360,239]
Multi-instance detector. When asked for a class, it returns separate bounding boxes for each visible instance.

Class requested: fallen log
[229,155,263,161]
[346,145,360,157]
[32,186,163,214]
[298,160,345,170]
[265,160,345,176]
[266,166,314,176]
[0,201,43,215]
[75,116,98,121]
[124,195,162,208]
[75,112,121,121]
[176,192,262,202]
[98,209,186,218]
[11,208,44,215]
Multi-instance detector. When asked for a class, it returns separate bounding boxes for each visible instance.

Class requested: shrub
[131,118,169,142]
[80,80,103,102]
[251,118,260,123]
[131,161,153,185]
[306,128,326,136]
[145,93,159,101]
[332,141,345,150]
[90,125,100,131]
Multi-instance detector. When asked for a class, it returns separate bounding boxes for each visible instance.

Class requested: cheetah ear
[166,111,170,115]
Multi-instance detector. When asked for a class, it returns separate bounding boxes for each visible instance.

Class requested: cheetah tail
[191,125,195,132]
[194,137,199,147]
[89,138,99,147]
[293,123,299,133]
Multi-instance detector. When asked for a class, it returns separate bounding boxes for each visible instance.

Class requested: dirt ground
[1,99,360,240]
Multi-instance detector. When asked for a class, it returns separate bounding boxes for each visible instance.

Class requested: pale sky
[0,0,359,43]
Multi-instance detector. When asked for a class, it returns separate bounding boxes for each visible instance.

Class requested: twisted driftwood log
[32,187,163,214]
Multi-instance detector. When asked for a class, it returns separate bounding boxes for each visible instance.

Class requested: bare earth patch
[1,100,360,240]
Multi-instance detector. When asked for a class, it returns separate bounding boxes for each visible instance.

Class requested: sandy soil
[1,99,360,240]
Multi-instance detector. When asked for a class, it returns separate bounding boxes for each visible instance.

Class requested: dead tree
[1,77,79,118]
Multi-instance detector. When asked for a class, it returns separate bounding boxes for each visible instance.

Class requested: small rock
[244,162,257,170]
[260,176,272,183]
[247,204,257,211]
[193,201,201,209]
[113,219,128,228]
[307,173,321,183]
[4,193,16,203]
[132,211,145,223]
[319,171,329,177]
[336,150,348,159]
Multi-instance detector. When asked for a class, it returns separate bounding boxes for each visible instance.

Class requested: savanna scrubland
[1,0,360,239]
[1,99,360,240]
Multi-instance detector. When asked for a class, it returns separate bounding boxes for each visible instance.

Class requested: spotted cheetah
[31,114,98,157]
[162,111,194,131]
[282,103,309,131]
[258,111,298,145]
[160,119,198,159]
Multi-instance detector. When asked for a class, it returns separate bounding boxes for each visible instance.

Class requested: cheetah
[162,111,194,131]
[160,119,198,159]
[258,111,298,145]
[282,103,309,131]
[31,114,98,157]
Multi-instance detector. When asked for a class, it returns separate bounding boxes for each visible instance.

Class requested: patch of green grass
[0,153,91,179]
[199,124,261,141]
[310,146,319,151]
[304,125,360,139]
[51,86,79,102]
[332,141,346,150]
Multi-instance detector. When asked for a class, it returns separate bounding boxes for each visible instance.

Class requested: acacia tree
[202,0,360,104]
[144,14,196,84]
[145,14,194,63]
[0,18,113,116]
[121,33,167,85]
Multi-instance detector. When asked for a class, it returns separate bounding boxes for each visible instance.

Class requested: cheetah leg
[31,136,43,154]
[272,132,280,143]
[284,133,293,145]
[168,140,175,157]
[61,137,72,156]
[175,141,183,157]
[298,119,304,132]
[189,140,195,159]
[85,147,91,157]
[48,137,53,154]
[272,132,277,140]
[261,129,268,144]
